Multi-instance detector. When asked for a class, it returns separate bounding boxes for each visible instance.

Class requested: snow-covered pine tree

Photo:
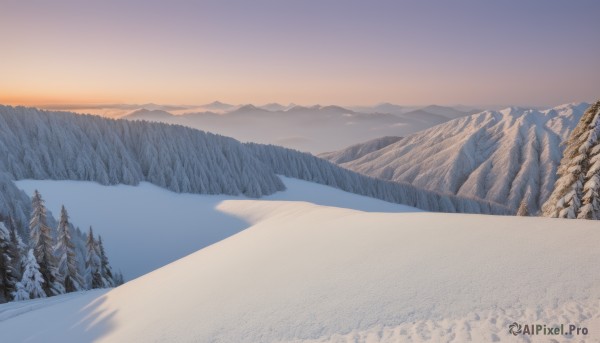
[97,236,114,288]
[543,101,600,219]
[113,271,125,286]
[13,249,46,301]
[6,216,25,274]
[29,190,63,296]
[85,227,102,289]
[55,206,83,293]
[0,222,19,302]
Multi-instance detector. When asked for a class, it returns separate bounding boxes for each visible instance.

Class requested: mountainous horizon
[115,102,483,153]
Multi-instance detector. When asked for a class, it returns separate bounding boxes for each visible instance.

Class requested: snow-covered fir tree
[6,216,26,276]
[85,227,103,289]
[0,222,19,302]
[13,249,46,301]
[97,235,114,287]
[29,190,63,296]
[113,271,125,286]
[54,206,83,293]
[543,101,600,219]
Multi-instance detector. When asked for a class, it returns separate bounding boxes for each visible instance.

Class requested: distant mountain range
[121,103,477,153]
[320,103,590,214]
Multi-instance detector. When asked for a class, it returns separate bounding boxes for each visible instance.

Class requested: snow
[324,103,590,214]
[0,198,599,342]
[15,177,416,280]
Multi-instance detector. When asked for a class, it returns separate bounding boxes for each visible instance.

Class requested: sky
[1,0,599,109]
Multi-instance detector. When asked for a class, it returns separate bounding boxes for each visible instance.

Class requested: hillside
[319,136,402,164]
[15,177,417,279]
[323,103,590,214]
[0,199,598,342]
[0,105,510,223]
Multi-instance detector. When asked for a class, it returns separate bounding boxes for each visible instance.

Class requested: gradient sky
[1,0,599,108]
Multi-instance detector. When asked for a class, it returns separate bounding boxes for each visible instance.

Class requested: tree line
[0,190,122,303]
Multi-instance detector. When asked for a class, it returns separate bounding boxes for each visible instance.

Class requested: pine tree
[54,206,83,293]
[85,227,102,289]
[13,249,46,301]
[29,190,63,296]
[113,271,125,286]
[97,236,114,288]
[0,222,19,302]
[543,101,600,219]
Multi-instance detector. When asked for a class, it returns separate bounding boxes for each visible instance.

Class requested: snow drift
[0,200,598,342]
[15,177,417,279]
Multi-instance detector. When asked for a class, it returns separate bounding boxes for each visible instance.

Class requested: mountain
[123,108,175,121]
[323,103,590,214]
[122,103,465,153]
[199,101,235,112]
[319,136,402,164]
[0,198,598,342]
[0,105,509,232]
[259,103,290,111]
[419,104,480,118]
[349,102,418,115]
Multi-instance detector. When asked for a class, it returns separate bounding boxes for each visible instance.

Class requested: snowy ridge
[0,200,598,342]
[324,103,590,214]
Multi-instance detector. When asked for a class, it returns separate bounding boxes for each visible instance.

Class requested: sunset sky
[1,0,599,108]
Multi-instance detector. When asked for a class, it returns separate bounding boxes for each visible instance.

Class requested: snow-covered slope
[325,103,590,214]
[0,105,510,219]
[0,200,598,342]
[319,136,402,164]
[15,177,417,280]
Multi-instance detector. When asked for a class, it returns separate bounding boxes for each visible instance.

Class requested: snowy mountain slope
[324,103,590,214]
[246,143,510,215]
[318,136,402,164]
[0,201,598,342]
[122,103,474,153]
[15,177,417,279]
[0,105,285,198]
[0,105,510,217]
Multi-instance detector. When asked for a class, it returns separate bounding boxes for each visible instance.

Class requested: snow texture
[15,177,417,279]
[0,197,598,342]
[323,103,591,214]
[0,105,510,221]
